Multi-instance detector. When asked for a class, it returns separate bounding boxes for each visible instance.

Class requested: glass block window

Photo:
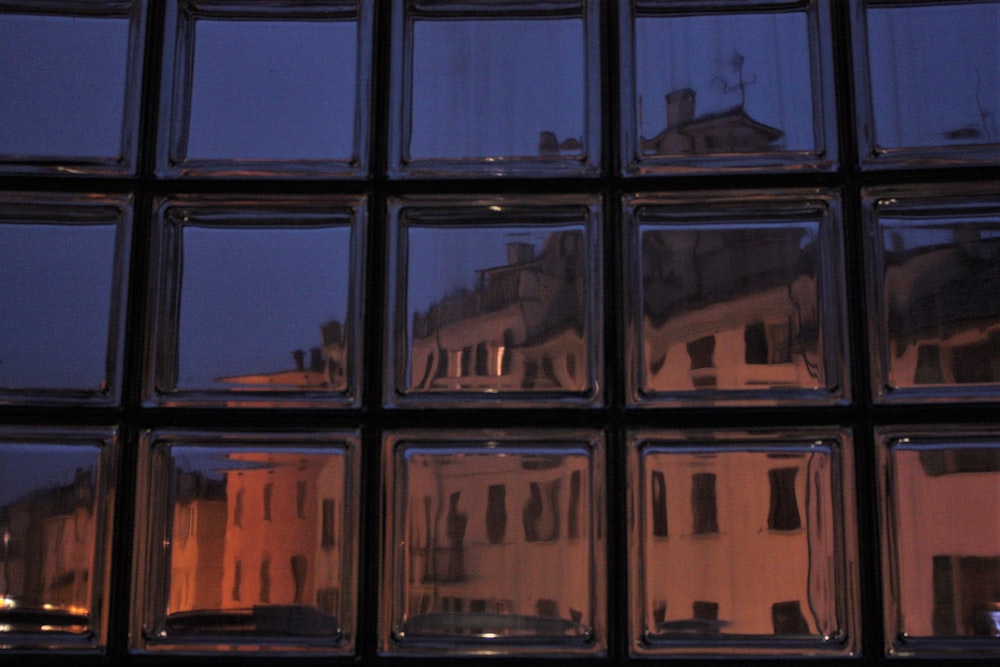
[381,430,605,656]
[386,195,602,407]
[864,184,1000,403]
[131,430,358,653]
[854,0,1000,168]
[629,429,859,656]
[0,427,117,652]
[145,195,364,408]
[0,193,131,405]
[0,1,146,175]
[620,0,837,174]
[878,427,1000,656]
[624,189,848,405]
[3,0,1000,664]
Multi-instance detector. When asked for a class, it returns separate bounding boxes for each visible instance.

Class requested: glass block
[0,427,117,652]
[158,0,370,178]
[0,193,131,406]
[380,430,605,656]
[389,0,600,177]
[386,196,602,408]
[878,427,1000,656]
[629,429,859,656]
[132,431,358,654]
[864,185,1000,403]
[621,0,837,175]
[146,196,364,408]
[0,1,145,175]
[854,0,1000,169]
[625,191,848,406]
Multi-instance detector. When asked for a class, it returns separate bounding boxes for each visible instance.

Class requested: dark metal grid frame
[2,1,1000,666]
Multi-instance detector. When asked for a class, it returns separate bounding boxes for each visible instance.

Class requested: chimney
[292,349,305,371]
[666,88,696,129]
[506,242,534,265]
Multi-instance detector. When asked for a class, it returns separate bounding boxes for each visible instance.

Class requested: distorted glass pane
[0,201,127,403]
[390,203,601,406]
[137,436,356,652]
[0,9,132,167]
[161,1,366,176]
[396,2,596,174]
[0,434,113,650]
[631,196,845,404]
[383,434,604,655]
[150,199,361,407]
[883,435,1000,651]
[865,2,1000,152]
[869,194,1000,400]
[624,0,833,172]
[632,437,856,654]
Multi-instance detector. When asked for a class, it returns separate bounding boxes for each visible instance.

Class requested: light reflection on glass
[384,435,604,655]
[883,436,1000,649]
[0,440,106,642]
[877,214,1000,395]
[138,437,356,652]
[637,219,834,400]
[632,438,855,655]
[401,224,592,398]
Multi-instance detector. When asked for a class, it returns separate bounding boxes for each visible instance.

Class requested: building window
[767,467,802,531]
[691,473,718,535]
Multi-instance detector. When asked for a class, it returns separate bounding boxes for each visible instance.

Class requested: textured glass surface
[147,197,362,408]
[630,431,858,656]
[133,432,357,653]
[623,0,834,173]
[0,428,116,651]
[866,187,1000,402]
[0,196,130,405]
[627,192,846,405]
[880,429,1000,655]
[381,431,605,656]
[0,3,141,174]
[387,197,601,407]
[160,0,367,176]
[392,1,598,176]
[860,1,1000,166]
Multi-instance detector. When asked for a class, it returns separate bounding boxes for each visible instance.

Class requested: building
[641,88,783,156]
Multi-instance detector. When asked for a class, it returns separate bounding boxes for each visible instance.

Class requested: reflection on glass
[401,224,591,399]
[0,217,121,399]
[395,1,597,175]
[409,18,584,160]
[139,438,355,652]
[384,435,603,655]
[637,217,836,400]
[866,2,1000,152]
[0,10,131,165]
[634,11,813,156]
[150,199,361,408]
[883,436,1000,650]
[633,440,853,654]
[874,205,1000,398]
[183,19,356,161]
[0,438,108,647]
